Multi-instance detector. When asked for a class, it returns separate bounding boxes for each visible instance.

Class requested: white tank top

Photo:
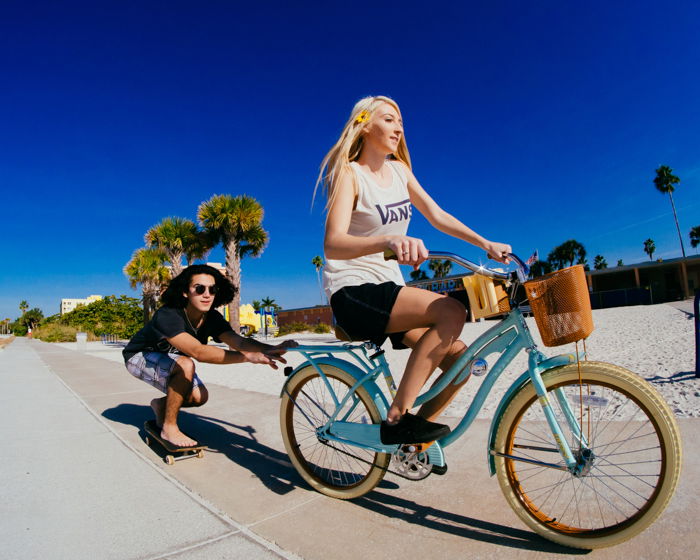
[323,160,411,299]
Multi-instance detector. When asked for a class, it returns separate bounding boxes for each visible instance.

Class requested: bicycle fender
[279,356,390,417]
[486,353,580,475]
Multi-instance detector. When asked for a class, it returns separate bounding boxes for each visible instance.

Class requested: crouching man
[123,264,296,447]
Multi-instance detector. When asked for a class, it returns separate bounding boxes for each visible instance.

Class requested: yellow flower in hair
[355,110,370,124]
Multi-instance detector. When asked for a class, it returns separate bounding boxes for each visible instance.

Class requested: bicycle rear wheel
[494,361,682,549]
[280,363,389,499]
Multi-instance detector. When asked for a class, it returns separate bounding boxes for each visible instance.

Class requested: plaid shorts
[125,351,204,394]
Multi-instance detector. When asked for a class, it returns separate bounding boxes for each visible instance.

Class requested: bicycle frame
[282,251,588,475]
[282,304,587,474]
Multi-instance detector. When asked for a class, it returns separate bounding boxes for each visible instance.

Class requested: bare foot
[160,424,198,448]
[150,397,166,427]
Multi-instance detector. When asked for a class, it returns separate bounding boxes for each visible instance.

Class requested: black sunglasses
[191,284,218,296]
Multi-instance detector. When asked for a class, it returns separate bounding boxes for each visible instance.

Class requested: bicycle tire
[494,361,682,549]
[280,363,390,499]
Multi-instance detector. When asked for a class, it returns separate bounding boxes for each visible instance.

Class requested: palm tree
[259,297,279,336]
[547,240,586,270]
[145,217,202,277]
[124,247,170,324]
[593,255,607,270]
[529,260,553,278]
[312,255,325,304]
[185,230,215,266]
[653,165,686,258]
[410,268,428,281]
[644,238,656,261]
[198,194,268,332]
[428,259,452,278]
[19,300,28,317]
[261,296,280,311]
[690,225,700,252]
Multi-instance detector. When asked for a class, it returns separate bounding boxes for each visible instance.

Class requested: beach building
[279,255,700,329]
[278,305,333,328]
[60,295,102,315]
[586,254,700,307]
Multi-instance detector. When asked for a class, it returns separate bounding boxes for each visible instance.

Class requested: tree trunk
[316,269,324,304]
[668,191,687,259]
[141,289,150,326]
[224,236,241,332]
[169,251,184,277]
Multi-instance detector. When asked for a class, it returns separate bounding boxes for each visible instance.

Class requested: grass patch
[0,336,15,349]
[276,322,332,336]
[33,324,99,343]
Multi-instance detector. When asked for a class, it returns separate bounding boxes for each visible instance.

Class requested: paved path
[2,337,698,559]
[0,338,290,560]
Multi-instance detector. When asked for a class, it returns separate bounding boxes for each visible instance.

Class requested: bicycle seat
[334,325,354,342]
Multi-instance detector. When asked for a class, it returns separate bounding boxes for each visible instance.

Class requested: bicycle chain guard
[390,446,433,480]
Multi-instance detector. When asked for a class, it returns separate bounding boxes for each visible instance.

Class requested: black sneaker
[380,413,451,445]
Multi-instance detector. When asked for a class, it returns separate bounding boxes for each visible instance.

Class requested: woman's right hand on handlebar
[386,235,429,268]
[484,240,512,264]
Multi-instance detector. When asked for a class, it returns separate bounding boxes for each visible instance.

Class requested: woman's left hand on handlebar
[485,241,512,264]
[387,235,429,268]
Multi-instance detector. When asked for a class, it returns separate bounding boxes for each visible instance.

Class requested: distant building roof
[587,254,700,275]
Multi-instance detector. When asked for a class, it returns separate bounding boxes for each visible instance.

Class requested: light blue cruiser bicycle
[279,252,681,549]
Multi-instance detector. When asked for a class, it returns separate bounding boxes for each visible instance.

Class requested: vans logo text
[376,199,412,225]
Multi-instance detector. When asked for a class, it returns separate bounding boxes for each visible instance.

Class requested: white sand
[55,302,699,418]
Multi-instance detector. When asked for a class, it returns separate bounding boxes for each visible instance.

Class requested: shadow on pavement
[101,403,582,552]
[646,371,698,384]
[354,490,589,554]
[102,404,300,495]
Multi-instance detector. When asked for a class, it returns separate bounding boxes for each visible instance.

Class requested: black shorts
[330,281,408,350]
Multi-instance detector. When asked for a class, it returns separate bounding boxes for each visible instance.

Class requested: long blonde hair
[313,95,412,211]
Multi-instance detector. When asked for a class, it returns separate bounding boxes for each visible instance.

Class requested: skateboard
[143,420,206,465]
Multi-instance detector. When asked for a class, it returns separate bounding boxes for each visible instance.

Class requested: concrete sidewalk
[2,337,698,559]
[0,338,290,560]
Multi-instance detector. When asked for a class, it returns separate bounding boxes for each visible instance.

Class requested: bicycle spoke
[498,369,677,542]
[281,367,389,495]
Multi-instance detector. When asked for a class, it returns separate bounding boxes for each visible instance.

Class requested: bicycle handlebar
[384,250,530,282]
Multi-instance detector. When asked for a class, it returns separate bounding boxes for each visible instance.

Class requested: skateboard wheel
[145,436,151,446]
[196,450,204,459]
[165,455,175,465]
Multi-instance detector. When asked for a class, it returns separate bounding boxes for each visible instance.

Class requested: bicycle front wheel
[280,363,390,499]
[494,361,682,549]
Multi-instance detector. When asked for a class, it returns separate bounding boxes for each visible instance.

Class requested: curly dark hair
[161,264,237,309]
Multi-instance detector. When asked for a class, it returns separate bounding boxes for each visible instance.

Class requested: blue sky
[2,1,699,320]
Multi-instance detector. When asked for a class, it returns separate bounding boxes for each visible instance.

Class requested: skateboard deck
[143,420,206,465]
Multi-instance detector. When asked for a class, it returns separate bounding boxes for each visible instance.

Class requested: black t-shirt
[122,307,234,361]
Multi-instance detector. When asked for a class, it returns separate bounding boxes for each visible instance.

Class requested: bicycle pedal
[401,441,435,454]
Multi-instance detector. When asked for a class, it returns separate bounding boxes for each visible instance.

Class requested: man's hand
[241,340,298,370]
[241,350,287,370]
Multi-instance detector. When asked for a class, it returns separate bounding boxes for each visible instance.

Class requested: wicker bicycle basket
[524,264,594,347]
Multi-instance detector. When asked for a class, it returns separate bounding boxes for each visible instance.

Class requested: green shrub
[276,322,311,336]
[57,295,142,339]
[11,323,28,337]
[33,324,101,343]
[276,322,332,336]
[33,324,80,343]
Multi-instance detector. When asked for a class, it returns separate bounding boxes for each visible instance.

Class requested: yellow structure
[239,304,259,332]
[220,303,277,334]
[60,295,103,315]
[462,275,510,320]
